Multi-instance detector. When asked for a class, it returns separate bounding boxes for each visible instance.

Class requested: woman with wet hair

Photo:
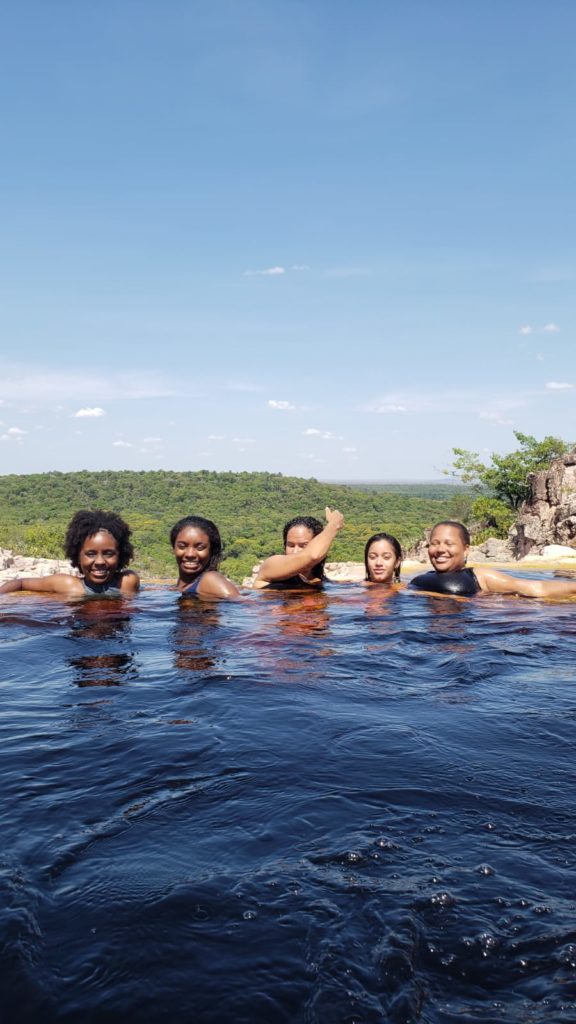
[170,515,239,599]
[411,520,576,598]
[254,507,344,589]
[0,510,140,598]
[364,532,403,585]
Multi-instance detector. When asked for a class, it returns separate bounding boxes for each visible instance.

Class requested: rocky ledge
[0,549,79,584]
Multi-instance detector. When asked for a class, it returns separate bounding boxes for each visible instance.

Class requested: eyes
[368,551,394,560]
[83,548,117,558]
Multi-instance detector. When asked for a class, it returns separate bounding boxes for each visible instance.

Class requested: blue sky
[1,1,574,480]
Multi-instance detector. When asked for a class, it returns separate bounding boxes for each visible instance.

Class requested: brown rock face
[513,452,576,557]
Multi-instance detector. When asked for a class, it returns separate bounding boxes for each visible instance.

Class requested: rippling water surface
[1,584,576,1023]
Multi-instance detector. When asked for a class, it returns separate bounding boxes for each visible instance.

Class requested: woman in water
[411,520,576,598]
[0,510,140,598]
[364,532,403,586]
[170,515,240,599]
[254,507,344,590]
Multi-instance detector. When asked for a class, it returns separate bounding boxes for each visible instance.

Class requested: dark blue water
[1,585,576,1023]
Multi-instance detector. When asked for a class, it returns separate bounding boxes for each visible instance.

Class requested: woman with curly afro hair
[0,510,140,599]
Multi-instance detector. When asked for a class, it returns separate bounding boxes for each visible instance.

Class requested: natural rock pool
[1,584,576,1022]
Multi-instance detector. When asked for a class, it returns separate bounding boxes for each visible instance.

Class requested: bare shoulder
[119,570,140,594]
[197,571,241,599]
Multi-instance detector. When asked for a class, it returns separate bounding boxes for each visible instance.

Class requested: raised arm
[475,566,576,599]
[255,507,344,586]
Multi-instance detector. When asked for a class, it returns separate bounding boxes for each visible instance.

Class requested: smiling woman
[170,515,240,600]
[0,510,140,598]
[411,521,576,599]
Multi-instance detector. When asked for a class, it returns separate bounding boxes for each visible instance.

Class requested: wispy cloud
[543,322,561,333]
[243,266,285,276]
[518,325,533,335]
[546,381,573,390]
[143,436,162,443]
[208,434,226,441]
[479,410,513,426]
[73,407,106,418]
[0,366,176,402]
[343,446,357,453]
[268,399,295,411]
[225,381,263,393]
[232,437,256,444]
[373,403,407,414]
[112,440,133,448]
[290,264,310,271]
[1,426,27,443]
[303,428,343,440]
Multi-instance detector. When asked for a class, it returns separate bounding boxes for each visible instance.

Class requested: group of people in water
[1,507,576,602]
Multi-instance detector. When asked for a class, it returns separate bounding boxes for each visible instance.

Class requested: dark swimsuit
[181,573,205,595]
[266,574,324,590]
[81,575,124,598]
[410,568,481,597]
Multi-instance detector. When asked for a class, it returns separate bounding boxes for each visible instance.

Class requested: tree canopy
[448,431,573,538]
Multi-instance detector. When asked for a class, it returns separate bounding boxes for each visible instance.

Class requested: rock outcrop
[0,548,78,584]
[512,451,576,557]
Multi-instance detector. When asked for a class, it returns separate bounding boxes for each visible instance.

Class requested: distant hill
[0,470,466,581]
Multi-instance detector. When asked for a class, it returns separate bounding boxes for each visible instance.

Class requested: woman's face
[78,531,120,585]
[366,538,400,583]
[173,526,211,578]
[284,524,315,556]
[428,524,468,573]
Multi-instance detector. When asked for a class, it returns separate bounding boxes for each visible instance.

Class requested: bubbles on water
[430,891,455,908]
[476,863,495,876]
[345,851,362,864]
[242,909,257,920]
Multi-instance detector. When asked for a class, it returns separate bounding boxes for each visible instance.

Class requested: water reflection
[68,601,136,687]
[171,598,221,674]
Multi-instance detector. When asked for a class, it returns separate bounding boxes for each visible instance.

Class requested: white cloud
[112,440,133,448]
[374,404,407,414]
[545,381,573,390]
[343,446,357,453]
[518,325,533,335]
[268,399,295,411]
[536,352,544,361]
[302,453,326,463]
[73,407,106,418]
[543,323,560,333]
[479,411,513,426]
[208,434,226,441]
[1,426,27,443]
[303,428,342,440]
[143,436,162,443]
[243,266,285,276]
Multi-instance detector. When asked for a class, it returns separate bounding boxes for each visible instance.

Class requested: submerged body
[254,508,344,590]
[0,511,140,599]
[170,516,240,600]
[412,521,576,599]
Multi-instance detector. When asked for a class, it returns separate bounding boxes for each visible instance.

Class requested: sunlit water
[1,582,576,1023]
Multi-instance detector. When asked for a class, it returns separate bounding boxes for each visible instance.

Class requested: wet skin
[427,524,469,573]
[366,538,401,584]
[78,531,121,586]
[173,526,212,588]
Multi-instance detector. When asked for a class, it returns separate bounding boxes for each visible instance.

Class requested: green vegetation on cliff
[0,470,461,581]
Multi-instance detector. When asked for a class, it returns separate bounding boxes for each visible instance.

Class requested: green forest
[0,470,464,582]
